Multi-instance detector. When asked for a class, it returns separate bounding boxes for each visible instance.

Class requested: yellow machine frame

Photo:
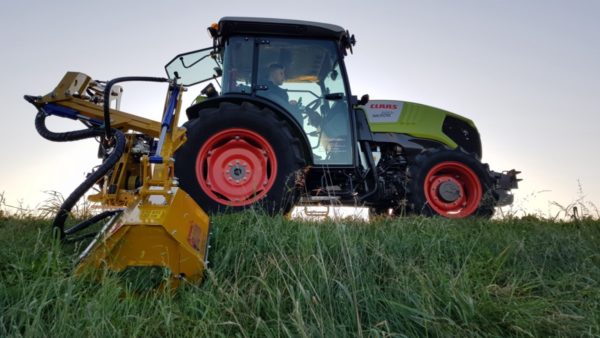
[34,71,211,287]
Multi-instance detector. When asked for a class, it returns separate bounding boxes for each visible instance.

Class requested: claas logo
[370,103,398,109]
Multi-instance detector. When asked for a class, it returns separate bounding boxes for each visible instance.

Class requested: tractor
[173,17,519,219]
[24,17,519,287]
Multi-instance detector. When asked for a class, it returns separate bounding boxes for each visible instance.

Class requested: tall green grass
[1,213,599,337]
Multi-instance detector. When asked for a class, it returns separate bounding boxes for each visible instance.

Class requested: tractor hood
[362,100,482,158]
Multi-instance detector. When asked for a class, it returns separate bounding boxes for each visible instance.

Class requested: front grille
[442,116,482,158]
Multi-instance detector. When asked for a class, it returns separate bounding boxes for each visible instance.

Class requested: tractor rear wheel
[406,148,495,218]
[175,102,306,214]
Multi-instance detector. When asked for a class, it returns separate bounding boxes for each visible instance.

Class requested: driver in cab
[263,63,303,122]
[265,63,288,104]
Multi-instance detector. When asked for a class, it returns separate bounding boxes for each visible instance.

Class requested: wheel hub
[429,176,466,208]
[438,179,462,202]
[196,128,278,206]
[227,161,249,184]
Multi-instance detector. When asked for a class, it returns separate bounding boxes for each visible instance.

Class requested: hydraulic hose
[34,110,126,239]
[35,110,105,142]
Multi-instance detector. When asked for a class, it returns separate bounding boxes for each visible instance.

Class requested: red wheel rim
[195,128,278,207]
[424,161,482,218]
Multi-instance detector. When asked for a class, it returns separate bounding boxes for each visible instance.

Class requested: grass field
[1,212,599,337]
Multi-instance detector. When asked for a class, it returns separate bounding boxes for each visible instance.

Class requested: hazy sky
[1,0,599,217]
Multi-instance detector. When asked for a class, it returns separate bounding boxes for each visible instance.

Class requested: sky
[1,0,599,218]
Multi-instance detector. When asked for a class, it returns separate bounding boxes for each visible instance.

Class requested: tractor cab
[166,17,358,166]
[164,17,381,215]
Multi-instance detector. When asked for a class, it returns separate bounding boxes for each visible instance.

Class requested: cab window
[222,37,353,165]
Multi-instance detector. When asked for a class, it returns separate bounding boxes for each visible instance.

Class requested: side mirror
[358,94,369,106]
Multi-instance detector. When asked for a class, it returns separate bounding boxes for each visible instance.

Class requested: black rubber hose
[64,209,122,235]
[35,110,104,142]
[34,111,126,239]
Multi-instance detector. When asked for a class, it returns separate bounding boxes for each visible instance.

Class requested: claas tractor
[24,17,519,287]
[173,17,519,218]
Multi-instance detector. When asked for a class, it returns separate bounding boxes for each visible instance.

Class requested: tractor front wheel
[406,148,495,218]
[175,102,306,215]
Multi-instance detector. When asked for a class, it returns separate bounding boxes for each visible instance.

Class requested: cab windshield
[222,37,353,165]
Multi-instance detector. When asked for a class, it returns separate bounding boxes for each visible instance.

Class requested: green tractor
[170,17,520,219]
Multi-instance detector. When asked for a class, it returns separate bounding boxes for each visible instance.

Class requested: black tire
[405,148,495,218]
[175,102,306,215]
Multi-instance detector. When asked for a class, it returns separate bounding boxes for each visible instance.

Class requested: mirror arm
[179,55,209,69]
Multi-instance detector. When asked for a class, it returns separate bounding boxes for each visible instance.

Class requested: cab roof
[217,17,348,42]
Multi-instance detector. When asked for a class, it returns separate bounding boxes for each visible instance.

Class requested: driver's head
[268,63,285,86]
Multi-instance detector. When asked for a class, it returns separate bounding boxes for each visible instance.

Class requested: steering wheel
[301,97,323,126]
[298,97,324,150]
